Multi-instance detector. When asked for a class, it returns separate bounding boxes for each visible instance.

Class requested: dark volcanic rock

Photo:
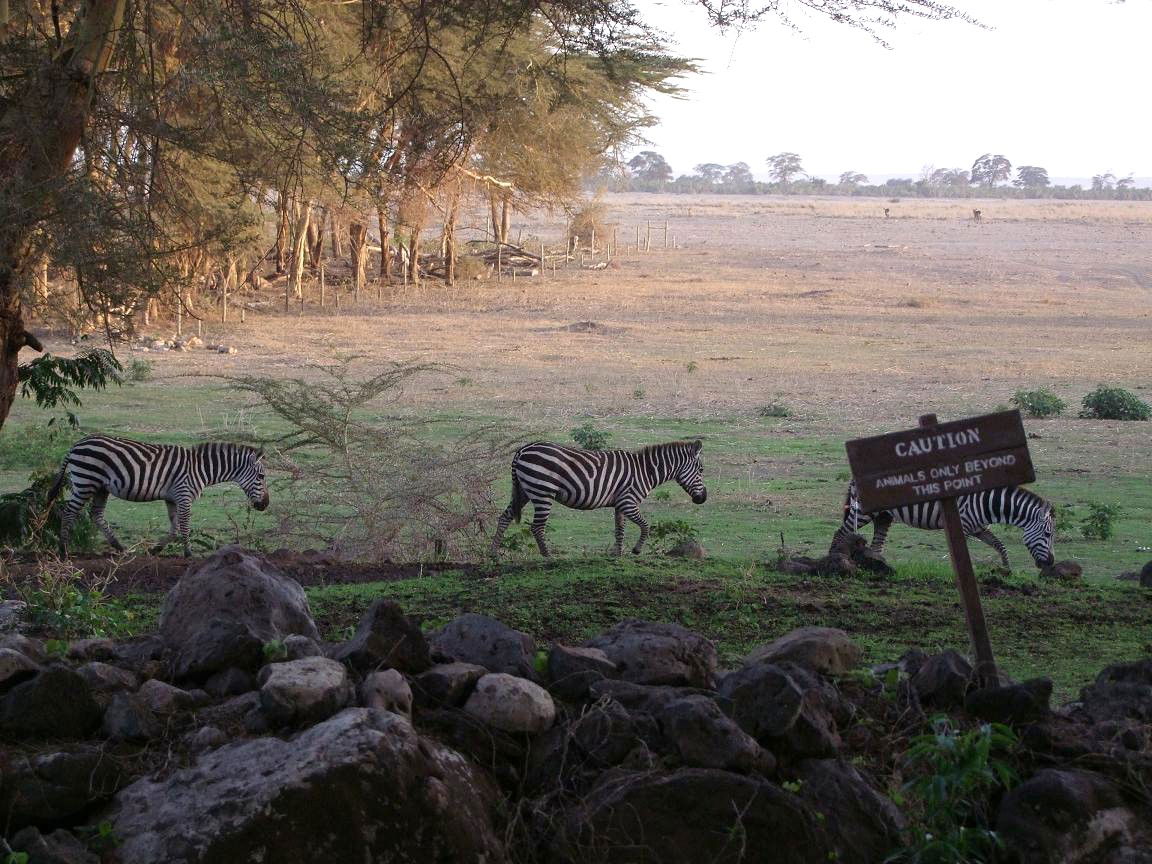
[430,613,536,679]
[964,678,1052,726]
[586,620,718,688]
[10,826,99,864]
[329,599,430,674]
[556,767,831,864]
[744,627,862,676]
[412,662,487,709]
[0,746,126,830]
[0,668,102,739]
[997,769,1145,863]
[108,708,504,864]
[795,759,906,864]
[547,644,618,702]
[1079,658,1152,722]
[719,662,805,739]
[160,546,319,683]
[911,650,974,710]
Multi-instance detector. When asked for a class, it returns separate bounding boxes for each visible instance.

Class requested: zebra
[47,435,269,557]
[490,440,707,558]
[830,480,1054,570]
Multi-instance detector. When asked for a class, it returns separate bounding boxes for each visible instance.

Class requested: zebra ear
[255,447,264,458]
[692,439,702,453]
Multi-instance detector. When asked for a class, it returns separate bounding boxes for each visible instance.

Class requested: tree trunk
[500,196,510,246]
[306,210,324,272]
[377,203,390,277]
[443,197,458,287]
[273,194,290,274]
[328,211,343,259]
[0,0,127,430]
[407,227,422,289]
[349,222,368,301]
[286,200,311,305]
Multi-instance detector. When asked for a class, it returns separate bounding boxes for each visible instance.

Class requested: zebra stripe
[490,440,707,557]
[51,435,269,557]
[831,481,1055,569]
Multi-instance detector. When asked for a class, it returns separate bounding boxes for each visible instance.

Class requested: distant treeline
[602,176,1152,201]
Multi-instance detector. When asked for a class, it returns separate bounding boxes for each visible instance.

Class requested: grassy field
[3,193,1150,698]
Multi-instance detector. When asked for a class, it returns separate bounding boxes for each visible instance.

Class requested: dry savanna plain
[4,194,1151,695]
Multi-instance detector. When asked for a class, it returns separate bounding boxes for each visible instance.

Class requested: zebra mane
[635,440,700,456]
[192,442,261,457]
[1002,485,1049,509]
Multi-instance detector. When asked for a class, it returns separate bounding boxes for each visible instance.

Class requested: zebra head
[237,447,270,511]
[675,440,707,505]
[1026,501,1055,567]
[844,479,863,532]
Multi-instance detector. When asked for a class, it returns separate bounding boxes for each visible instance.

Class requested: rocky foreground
[1,546,1149,863]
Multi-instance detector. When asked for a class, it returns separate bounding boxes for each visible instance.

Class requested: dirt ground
[46,191,1148,464]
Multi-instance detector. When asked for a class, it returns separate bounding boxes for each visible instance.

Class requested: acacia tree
[971,153,1013,186]
[767,152,805,184]
[839,171,868,186]
[1014,166,1050,188]
[628,151,674,184]
[0,0,981,431]
[724,162,754,185]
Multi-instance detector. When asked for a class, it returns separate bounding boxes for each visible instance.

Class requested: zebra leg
[88,490,125,553]
[57,488,92,557]
[971,528,1010,569]
[613,508,626,556]
[150,501,180,555]
[175,498,194,558]
[869,512,894,557]
[619,502,650,555]
[489,506,517,557]
[530,502,552,557]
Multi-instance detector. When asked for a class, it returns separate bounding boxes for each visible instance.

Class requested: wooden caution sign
[844,410,1037,687]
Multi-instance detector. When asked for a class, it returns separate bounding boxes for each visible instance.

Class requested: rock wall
[1,545,1150,863]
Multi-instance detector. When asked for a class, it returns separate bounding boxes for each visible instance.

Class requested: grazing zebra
[47,435,269,557]
[490,440,707,558]
[830,481,1054,569]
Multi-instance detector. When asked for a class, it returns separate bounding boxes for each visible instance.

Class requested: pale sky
[634,0,1151,183]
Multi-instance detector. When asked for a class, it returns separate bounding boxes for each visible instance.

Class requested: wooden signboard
[844,410,1037,687]
[846,410,1034,513]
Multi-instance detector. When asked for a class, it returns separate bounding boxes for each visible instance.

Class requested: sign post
[845,410,1036,689]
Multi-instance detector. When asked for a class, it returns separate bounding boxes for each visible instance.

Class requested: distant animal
[830,480,1054,570]
[48,435,269,557]
[883,208,890,218]
[972,208,983,222]
[491,440,707,557]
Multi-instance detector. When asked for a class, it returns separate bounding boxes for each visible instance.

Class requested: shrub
[228,357,510,561]
[632,388,646,400]
[0,468,97,553]
[1080,503,1119,540]
[1011,388,1065,418]
[1050,505,1077,538]
[127,358,153,382]
[757,403,792,418]
[4,559,135,640]
[649,519,698,550]
[570,423,611,451]
[889,717,1019,864]
[0,423,78,470]
[1078,385,1151,421]
[567,197,610,247]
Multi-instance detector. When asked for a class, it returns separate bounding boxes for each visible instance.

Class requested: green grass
[5,373,1151,701]
[101,557,1150,702]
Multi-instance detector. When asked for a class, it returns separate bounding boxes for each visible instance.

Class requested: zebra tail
[44,463,68,505]
[510,474,528,523]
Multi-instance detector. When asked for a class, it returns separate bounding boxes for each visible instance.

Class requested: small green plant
[649,519,698,550]
[757,403,792,418]
[570,423,611,450]
[1050,504,1077,538]
[7,561,135,640]
[4,852,30,864]
[685,361,698,373]
[455,376,474,387]
[1079,385,1151,421]
[126,357,153,383]
[887,716,1019,864]
[632,388,646,400]
[1011,387,1065,418]
[262,639,288,662]
[1080,503,1119,540]
[0,467,98,552]
[651,488,672,501]
[498,523,549,554]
